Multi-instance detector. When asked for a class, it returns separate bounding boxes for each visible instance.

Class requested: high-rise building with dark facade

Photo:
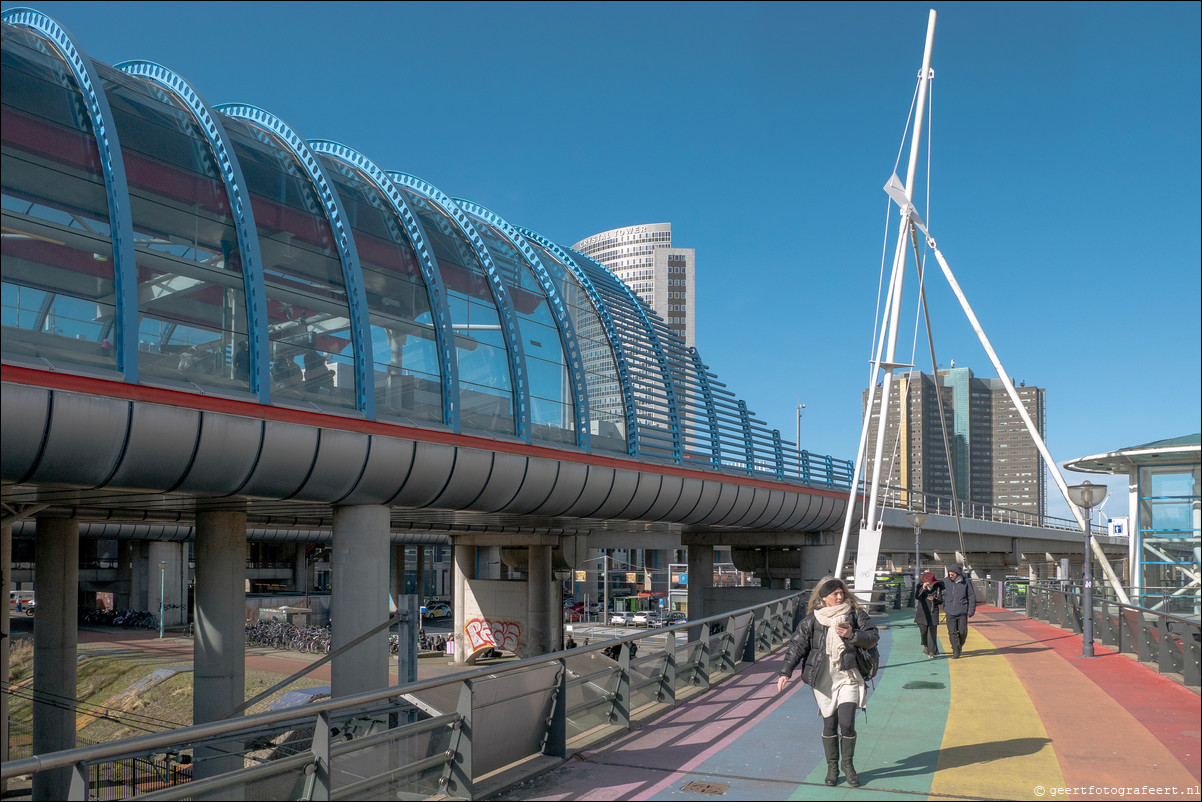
[862,367,1046,517]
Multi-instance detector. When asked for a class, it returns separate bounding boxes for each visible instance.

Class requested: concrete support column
[292,543,307,592]
[1,523,11,794]
[193,507,247,783]
[32,516,78,801]
[687,544,713,635]
[526,545,552,657]
[148,541,187,629]
[331,505,389,698]
[391,544,406,603]
[416,545,427,606]
[651,548,670,598]
[128,539,149,611]
[117,540,134,609]
[453,544,476,665]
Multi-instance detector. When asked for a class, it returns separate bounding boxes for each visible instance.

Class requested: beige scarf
[813,602,855,678]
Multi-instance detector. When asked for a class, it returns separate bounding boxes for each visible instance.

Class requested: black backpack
[850,616,880,681]
[854,643,880,681]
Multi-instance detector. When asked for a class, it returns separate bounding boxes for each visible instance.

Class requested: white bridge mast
[838,9,937,598]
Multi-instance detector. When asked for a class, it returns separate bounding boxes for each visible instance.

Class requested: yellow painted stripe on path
[929,626,1065,801]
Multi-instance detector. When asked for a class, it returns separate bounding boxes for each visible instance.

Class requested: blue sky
[5,1,1199,522]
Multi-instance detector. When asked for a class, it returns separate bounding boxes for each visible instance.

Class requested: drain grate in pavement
[903,680,946,689]
[681,780,730,795]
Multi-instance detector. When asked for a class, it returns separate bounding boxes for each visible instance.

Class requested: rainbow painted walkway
[492,607,1200,801]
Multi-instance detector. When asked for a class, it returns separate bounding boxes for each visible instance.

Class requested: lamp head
[1067,480,1106,510]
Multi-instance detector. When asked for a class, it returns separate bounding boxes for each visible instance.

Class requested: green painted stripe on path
[787,609,952,799]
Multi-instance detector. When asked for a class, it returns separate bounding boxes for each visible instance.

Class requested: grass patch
[7,639,329,748]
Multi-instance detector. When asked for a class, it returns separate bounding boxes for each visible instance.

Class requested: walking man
[942,565,976,658]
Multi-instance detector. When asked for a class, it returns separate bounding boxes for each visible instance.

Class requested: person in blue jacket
[942,564,976,658]
[775,576,879,787]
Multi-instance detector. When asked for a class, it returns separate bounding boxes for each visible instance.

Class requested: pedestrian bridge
[5,589,1197,800]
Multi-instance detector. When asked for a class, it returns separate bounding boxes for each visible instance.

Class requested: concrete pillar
[391,544,406,603]
[526,545,552,657]
[129,539,148,611]
[1,523,11,794]
[331,505,389,698]
[292,543,308,592]
[650,548,670,598]
[117,539,134,609]
[32,516,78,801]
[453,544,475,665]
[687,544,713,633]
[148,541,187,629]
[193,507,247,783]
[416,544,427,606]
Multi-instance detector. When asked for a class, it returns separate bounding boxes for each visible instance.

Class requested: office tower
[862,366,1046,517]
[572,222,696,348]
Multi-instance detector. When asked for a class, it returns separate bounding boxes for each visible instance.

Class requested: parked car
[422,602,452,620]
[629,610,658,630]
[609,610,633,626]
[664,611,688,625]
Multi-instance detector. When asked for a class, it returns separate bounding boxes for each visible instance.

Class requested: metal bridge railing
[2,595,806,801]
[1022,584,1200,689]
[874,485,1105,534]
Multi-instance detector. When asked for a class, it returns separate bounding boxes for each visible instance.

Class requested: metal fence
[1022,584,1200,689]
[2,594,806,801]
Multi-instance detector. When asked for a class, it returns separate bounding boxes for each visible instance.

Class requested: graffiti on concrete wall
[464,618,522,652]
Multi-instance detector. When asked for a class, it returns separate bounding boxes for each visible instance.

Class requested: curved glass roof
[0,9,852,487]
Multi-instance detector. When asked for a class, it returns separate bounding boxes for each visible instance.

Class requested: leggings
[821,702,857,737]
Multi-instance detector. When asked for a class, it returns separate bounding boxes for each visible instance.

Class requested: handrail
[1024,584,1200,689]
[3,593,805,800]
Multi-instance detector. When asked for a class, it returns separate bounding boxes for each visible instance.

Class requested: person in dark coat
[942,564,976,658]
[914,571,943,657]
[775,576,879,787]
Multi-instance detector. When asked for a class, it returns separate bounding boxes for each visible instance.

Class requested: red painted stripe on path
[976,608,1200,790]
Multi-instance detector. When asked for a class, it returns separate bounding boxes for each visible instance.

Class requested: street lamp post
[796,403,805,474]
[1067,480,1107,658]
[158,560,168,639]
[906,511,929,590]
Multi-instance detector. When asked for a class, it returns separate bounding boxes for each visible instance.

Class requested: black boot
[840,735,860,787]
[822,735,839,786]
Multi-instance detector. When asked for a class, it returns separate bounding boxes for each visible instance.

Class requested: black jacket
[941,566,976,617]
[778,607,879,686]
[914,582,943,626]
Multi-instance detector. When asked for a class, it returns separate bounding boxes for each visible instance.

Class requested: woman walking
[915,571,943,657]
[775,576,880,787]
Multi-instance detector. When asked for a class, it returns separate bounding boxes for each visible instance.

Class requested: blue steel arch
[386,173,530,442]
[455,200,591,450]
[115,60,270,403]
[3,8,139,382]
[516,227,640,457]
[568,248,685,463]
[308,141,460,429]
[216,104,374,418]
[688,348,723,468]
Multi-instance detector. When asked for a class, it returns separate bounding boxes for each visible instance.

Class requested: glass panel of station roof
[1,25,118,374]
[95,63,251,395]
[395,186,514,435]
[525,240,626,453]
[315,155,443,425]
[468,218,574,446]
[221,116,355,410]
